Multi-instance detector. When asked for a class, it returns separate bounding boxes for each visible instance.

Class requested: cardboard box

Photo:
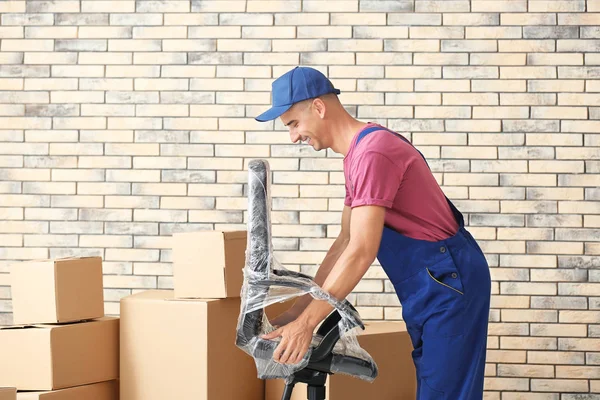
[0,318,119,391]
[16,381,118,400]
[10,256,104,324]
[120,290,290,400]
[265,322,417,400]
[173,230,246,299]
[0,388,16,400]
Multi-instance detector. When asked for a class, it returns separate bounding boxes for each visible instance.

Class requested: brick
[24,26,76,39]
[469,187,524,200]
[23,52,74,65]
[56,39,107,52]
[218,13,272,26]
[524,26,579,39]
[561,13,600,25]
[498,40,555,53]
[471,54,526,66]
[556,366,600,379]
[301,53,355,66]
[560,93,600,106]
[134,53,186,65]
[0,1,26,12]
[2,13,54,26]
[79,27,132,39]
[76,79,130,92]
[57,13,109,25]
[108,39,161,52]
[161,92,214,105]
[384,39,438,52]
[472,80,526,93]
[52,66,105,78]
[105,117,160,130]
[530,0,585,12]
[500,93,555,106]
[49,91,103,104]
[300,0,356,12]
[559,313,600,325]
[0,104,24,116]
[484,377,529,391]
[81,0,134,12]
[1,40,52,52]
[136,0,189,12]
[359,0,413,12]
[445,66,498,79]
[133,26,186,39]
[111,13,162,25]
[27,1,79,12]
[0,78,24,90]
[0,117,50,130]
[466,27,521,39]
[292,26,353,40]
[533,323,588,338]
[415,1,469,12]
[527,80,584,94]
[501,12,555,25]
[532,379,588,393]
[442,40,496,52]
[533,107,587,120]
[247,0,302,12]
[501,67,556,79]
[80,130,134,143]
[189,27,240,39]
[106,65,161,78]
[558,41,600,53]
[527,187,584,200]
[388,13,441,25]
[473,107,528,119]
[501,337,557,351]
[416,106,470,119]
[497,364,554,378]
[217,39,271,52]
[329,12,384,25]
[325,39,382,52]
[529,351,585,365]
[443,13,500,26]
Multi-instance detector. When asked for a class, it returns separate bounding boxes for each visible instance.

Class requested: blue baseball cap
[255,66,341,122]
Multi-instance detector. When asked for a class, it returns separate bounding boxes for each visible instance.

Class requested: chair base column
[281,368,329,400]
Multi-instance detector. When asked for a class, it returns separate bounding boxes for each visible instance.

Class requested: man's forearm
[290,235,349,312]
[298,243,374,329]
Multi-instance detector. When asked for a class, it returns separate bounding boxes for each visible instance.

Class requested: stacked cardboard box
[0,257,119,400]
[120,230,274,400]
[0,388,16,400]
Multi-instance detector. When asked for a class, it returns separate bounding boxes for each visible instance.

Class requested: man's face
[280,100,325,151]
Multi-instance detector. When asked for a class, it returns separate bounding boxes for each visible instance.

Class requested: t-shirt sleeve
[348,151,402,209]
[344,182,352,207]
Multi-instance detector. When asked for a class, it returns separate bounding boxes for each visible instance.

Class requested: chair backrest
[236,159,378,383]
[236,159,271,347]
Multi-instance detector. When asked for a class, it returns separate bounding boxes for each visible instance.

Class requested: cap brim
[254,104,293,122]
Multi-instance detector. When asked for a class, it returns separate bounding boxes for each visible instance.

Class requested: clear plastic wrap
[235,159,378,383]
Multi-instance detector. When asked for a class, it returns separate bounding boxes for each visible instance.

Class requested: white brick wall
[0,0,599,396]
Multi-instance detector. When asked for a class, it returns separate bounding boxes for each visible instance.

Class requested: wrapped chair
[236,159,378,400]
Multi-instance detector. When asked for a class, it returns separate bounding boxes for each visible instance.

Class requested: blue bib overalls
[356,126,492,399]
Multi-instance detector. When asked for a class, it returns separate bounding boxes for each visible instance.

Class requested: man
[255,66,491,399]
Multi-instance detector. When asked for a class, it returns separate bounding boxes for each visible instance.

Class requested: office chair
[236,159,378,400]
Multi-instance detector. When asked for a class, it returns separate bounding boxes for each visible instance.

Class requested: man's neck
[330,116,370,157]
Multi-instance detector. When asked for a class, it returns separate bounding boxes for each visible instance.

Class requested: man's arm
[287,205,352,315]
[297,205,386,329]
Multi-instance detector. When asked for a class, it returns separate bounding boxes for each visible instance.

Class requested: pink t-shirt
[344,122,459,242]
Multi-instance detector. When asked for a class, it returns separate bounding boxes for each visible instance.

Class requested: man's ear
[312,98,327,119]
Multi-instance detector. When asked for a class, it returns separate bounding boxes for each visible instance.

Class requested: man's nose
[290,129,300,143]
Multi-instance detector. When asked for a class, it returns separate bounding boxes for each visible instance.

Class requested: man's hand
[261,317,314,365]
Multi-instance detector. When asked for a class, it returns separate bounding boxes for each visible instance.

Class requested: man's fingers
[279,342,295,364]
[273,338,286,363]
[261,328,281,340]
